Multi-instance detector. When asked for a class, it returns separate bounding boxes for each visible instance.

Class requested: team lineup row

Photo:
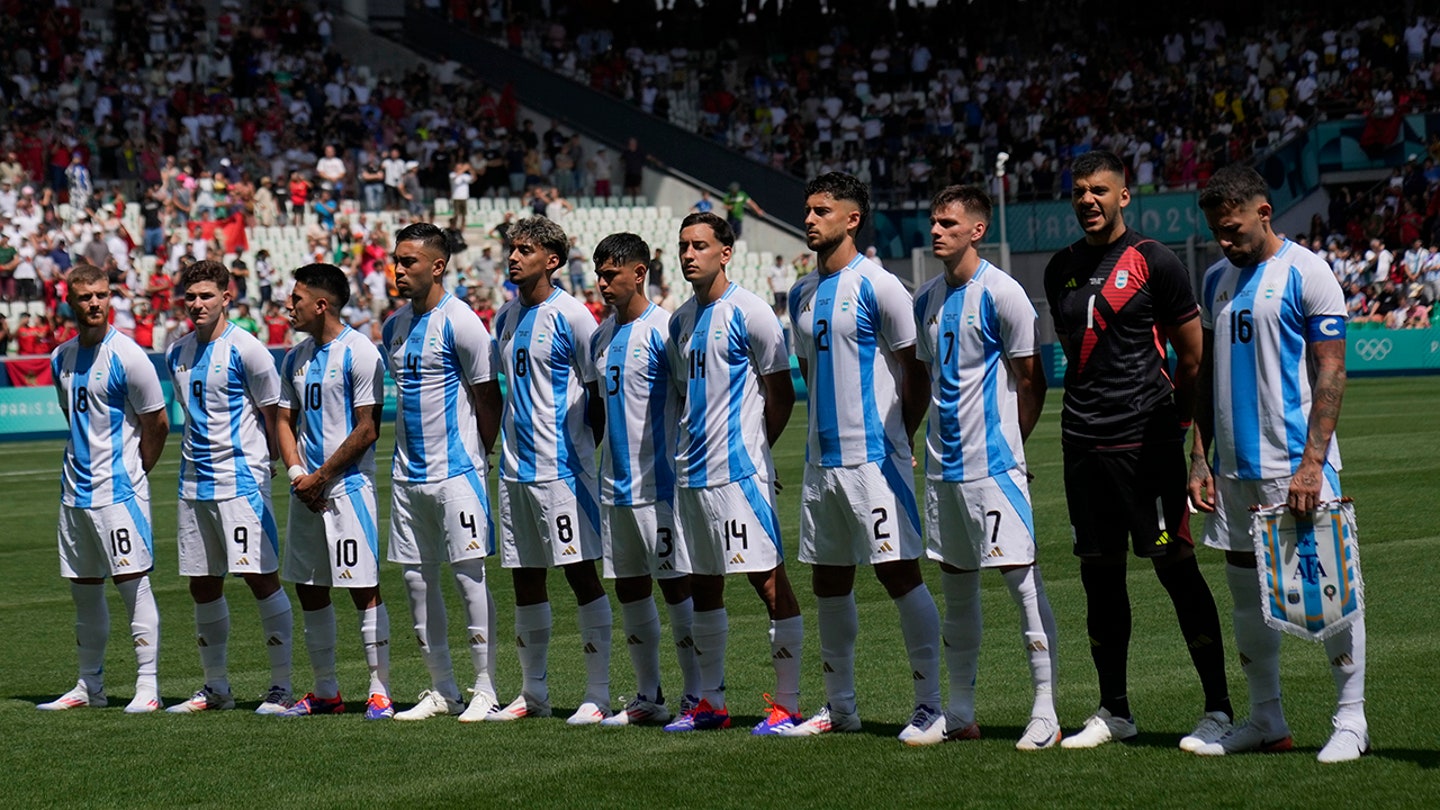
[42,155,1368,762]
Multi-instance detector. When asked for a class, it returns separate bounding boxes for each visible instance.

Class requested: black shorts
[1063,439,1193,559]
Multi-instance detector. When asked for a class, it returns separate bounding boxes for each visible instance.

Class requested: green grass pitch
[1,376,1437,808]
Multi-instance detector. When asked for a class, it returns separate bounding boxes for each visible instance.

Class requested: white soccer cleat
[1060,708,1138,749]
[166,684,236,713]
[566,701,612,726]
[484,693,553,722]
[899,705,947,746]
[1193,719,1294,756]
[37,682,107,711]
[780,704,861,736]
[458,690,500,723]
[1179,710,1233,752]
[600,695,671,727]
[1016,716,1062,751]
[1317,718,1370,764]
[124,693,163,714]
[254,685,294,715]
[394,689,465,721]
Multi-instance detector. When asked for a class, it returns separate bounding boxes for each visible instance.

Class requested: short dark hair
[930,185,993,224]
[593,232,651,270]
[1198,164,1270,211]
[395,221,450,260]
[292,262,351,308]
[66,263,108,289]
[804,171,870,231]
[680,212,734,247]
[1072,150,1128,183]
[508,216,569,260]
[179,259,230,290]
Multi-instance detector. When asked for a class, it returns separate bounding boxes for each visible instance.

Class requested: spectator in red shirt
[147,268,173,313]
[262,301,290,347]
[132,302,155,349]
[16,313,46,354]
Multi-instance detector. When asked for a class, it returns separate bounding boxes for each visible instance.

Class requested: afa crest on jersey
[1115,269,1129,289]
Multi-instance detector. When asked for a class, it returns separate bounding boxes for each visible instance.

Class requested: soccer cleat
[663,698,731,732]
[278,692,345,717]
[458,690,499,723]
[124,693,163,714]
[780,703,860,736]
[1317,718,1370,764]
[899,705,947,746]
[394,690,464,721]
[38,682,107,711]
[566,701,612,726]
[1060,708,1137,749]
[166,684,236,713]
[943,716,982,742]
[254,685,295,715]
[484,693,553,722]
[1193,720,1294,756]
[1015,716,1062,751]
[601,695,671,727]
[1179,710,1233,752]
[364,693,395,721]
[752,693,804,736]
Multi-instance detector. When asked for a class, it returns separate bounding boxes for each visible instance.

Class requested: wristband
[287,465,306,481]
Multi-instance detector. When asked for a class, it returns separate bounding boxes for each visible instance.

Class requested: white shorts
[499,477,602,568]
[925,467,1037,570]
[676,476,784,576]
[388,472,493,565]
[177,491,280,577]
[58,498,155,579]
[1203,466,1344,553]
[799,456,923,566]
[603,500,691,580]
[283,483,381,588]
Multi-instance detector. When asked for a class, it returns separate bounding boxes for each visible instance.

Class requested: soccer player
[589,232,702,726]
[486,216,614,725]
[1041,150,1234,750]
[381,222,503,722]
[1189,165,1368,763]
[40,263,168,713]
[274,263,393,719]
[914,186,1060,750]
[166,260,295,714]
[663,211,804,734]
[782,173,942,742]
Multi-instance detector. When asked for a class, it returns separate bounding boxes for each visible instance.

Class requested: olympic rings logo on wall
[1354,338,1393,361]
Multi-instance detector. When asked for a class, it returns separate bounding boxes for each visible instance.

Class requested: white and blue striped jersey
[52,328,166,508]
[279,326,384,498]
[668,282,790,488]
[1201,239,1346,480]
[381,293,495,484]
[913,261,1038,482]
[167,323,282,500]
[789,253,915,467]
[592,303,679,506]
[492,288,599,483]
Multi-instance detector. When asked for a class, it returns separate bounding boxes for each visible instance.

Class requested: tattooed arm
[1287,338,1346,515]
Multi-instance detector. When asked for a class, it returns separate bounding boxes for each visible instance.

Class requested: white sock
[941,570,982,724]
[817,594,859,715]
[665,597,701,701]
[402,564,459,700]
[692,608,728,706]
[514,602,552,702]
[194,596,231,694]
[1325,616,1366,728]
[302,605,339,699]
[72,581,108,693]
[257,590,293,692]
[1226,563,1285,731]
[359,604,390,698]
[115,576,160,697]
[769,615,803,714]
[622,597,663,700]
[1002,566,1057,722]
[895,584,943,711]
[578,595,613,706]
[452,558,496,697]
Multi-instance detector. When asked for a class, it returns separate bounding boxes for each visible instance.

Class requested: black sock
[1156,555,1234,718]
[1080,562,1132,719]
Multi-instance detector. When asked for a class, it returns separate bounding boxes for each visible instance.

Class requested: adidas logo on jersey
[466,540,482,551]
[470,633,486,645]
[987,547,1005,557]
[562,545,577,556]
[659,561,673,570]
[583,642,599,655]
[116,558,132,567]
[237,556,251,566]
[729,553,745,565]
[134,637,151,648]
[1065,278,1078,289]
[773,647,793,660]
[1026,640,1048,653]
[878,541,894,553]
[339,570,353,580]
